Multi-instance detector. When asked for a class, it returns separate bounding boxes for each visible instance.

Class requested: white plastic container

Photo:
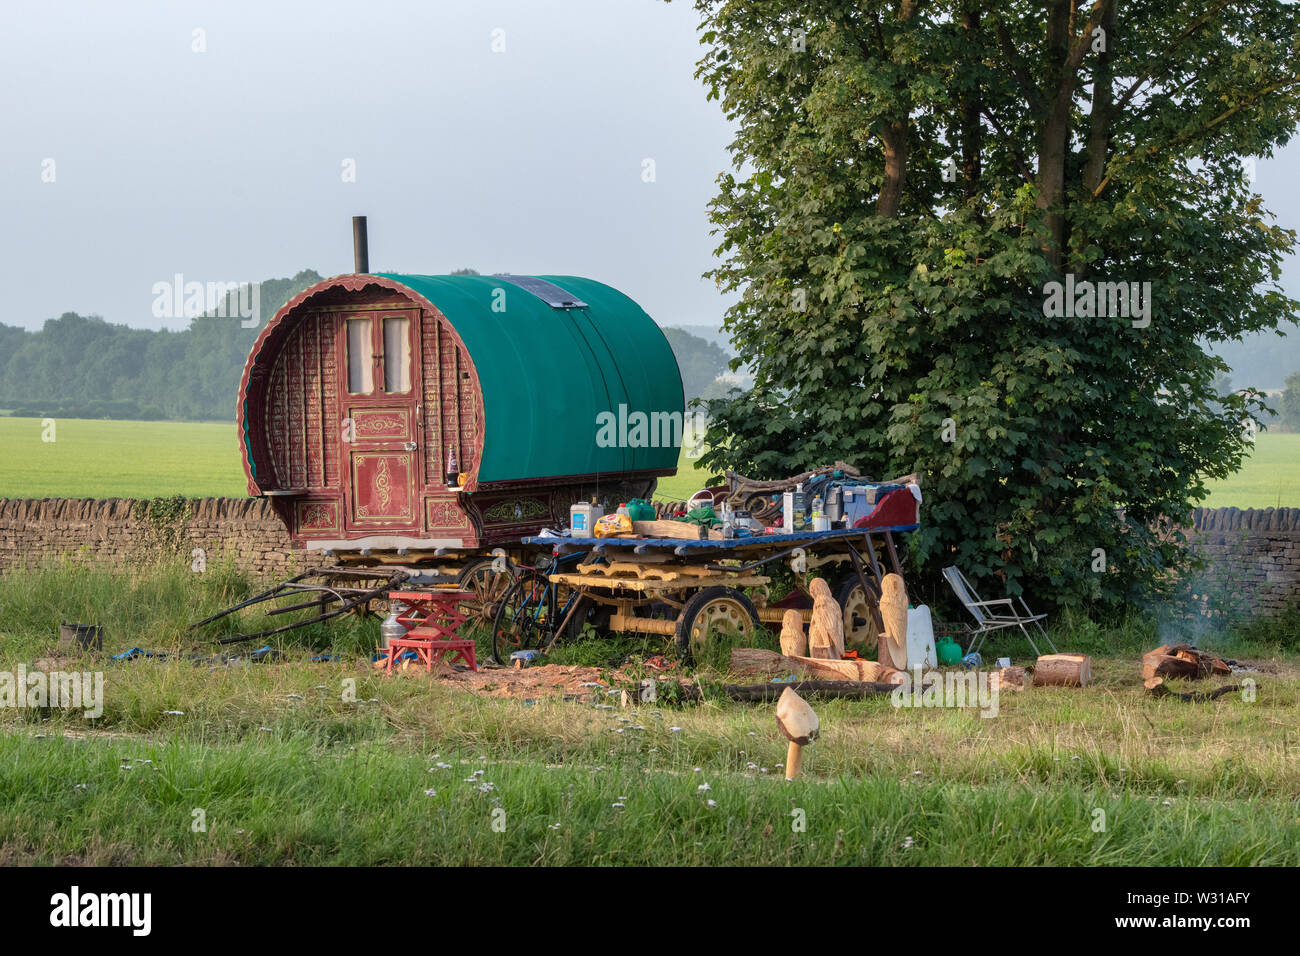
[782,484,807,532]
[570,502,604,535]
[905,605,937,669]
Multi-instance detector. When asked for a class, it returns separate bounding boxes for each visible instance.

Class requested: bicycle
[491,551,600,665]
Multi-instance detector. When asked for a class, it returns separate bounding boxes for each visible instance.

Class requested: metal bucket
[59,622,103,651]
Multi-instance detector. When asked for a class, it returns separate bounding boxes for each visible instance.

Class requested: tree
[661,326,732,400]
[1281,370,1300,430]
[688,0,1300,607]
[0,270,323,422]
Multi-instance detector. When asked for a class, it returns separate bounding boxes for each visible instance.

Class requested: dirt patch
[384,659,694,703]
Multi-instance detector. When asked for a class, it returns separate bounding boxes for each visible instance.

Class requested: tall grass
[0,558,381,661]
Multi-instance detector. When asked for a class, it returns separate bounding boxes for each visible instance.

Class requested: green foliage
[689,0,1300,610]
[0,271,323,422]
[139,495,193,557]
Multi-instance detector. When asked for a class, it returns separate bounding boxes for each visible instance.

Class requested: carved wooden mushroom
[775,686,819,781]
[779,608,807,657]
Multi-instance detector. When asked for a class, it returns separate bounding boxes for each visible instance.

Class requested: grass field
[1201,433,1300,509]
[0,417,247,498]
[0,561,1297,865]
[0,416,1297,507]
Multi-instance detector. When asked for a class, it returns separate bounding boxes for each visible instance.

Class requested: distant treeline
[0,271,323,423]
[0,270,732,422]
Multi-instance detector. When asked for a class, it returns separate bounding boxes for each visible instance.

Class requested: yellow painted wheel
[835,574,880,652]
[674,586,760,664]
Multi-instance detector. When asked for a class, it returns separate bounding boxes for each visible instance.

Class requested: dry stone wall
[1185,507,1300,616]
[0,498,328,580]
[0,499,1298,616]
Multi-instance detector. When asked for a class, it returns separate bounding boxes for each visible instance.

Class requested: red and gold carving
[351,407,410,439]
[351,453,414,520]
[296,500,339,531]
[426,497,469,530]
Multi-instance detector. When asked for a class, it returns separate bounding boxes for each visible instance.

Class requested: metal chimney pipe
[352,216,369,274]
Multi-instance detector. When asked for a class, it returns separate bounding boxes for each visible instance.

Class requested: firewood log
[1141,654,1199,681]
[779,609,807,657]
[989,666,1027,693]
[729,647,906,684]
[1033,653,1092,687]
[1141,643,1230,681]
[877,574,909,670]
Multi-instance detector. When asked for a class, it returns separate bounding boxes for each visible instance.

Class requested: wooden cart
[519,524,916,662]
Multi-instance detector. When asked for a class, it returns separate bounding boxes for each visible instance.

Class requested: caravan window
[382,316,411,393]
[345,318,374,394]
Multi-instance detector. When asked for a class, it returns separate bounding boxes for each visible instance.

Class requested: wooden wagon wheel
[674,587,761,664]
[456,558,517,631]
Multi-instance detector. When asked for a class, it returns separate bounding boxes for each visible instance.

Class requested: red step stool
[384,589,477,673]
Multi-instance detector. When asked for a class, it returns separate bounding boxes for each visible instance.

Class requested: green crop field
[1201,433,1300,509]
[1,416,1298,508]
[0,417,247,499]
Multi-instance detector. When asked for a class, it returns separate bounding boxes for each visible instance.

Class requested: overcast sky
[1,0,1296,335]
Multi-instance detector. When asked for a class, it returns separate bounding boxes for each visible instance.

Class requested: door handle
[404,441,417,451]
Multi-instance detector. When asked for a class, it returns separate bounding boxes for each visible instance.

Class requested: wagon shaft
[189,567,408,645]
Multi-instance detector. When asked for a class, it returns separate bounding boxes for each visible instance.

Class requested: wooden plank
[725,680,899,701]
[631,519,724,540]
[549,572,771,592]
[883,531,903,575]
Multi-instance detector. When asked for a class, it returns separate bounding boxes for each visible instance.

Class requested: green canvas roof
[378,273,684,484]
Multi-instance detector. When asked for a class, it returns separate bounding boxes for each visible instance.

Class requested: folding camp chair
[941,566,1056,657]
